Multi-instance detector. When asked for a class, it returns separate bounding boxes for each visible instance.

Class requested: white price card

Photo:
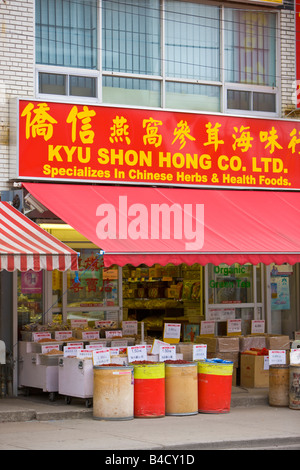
[269,350,286,365]
[33,332,51,342]
[82,331,100,340]
[54,331,73,341]
[76,349,93,359]
[65,342,83,348]
[85,343,105,350]
[159,345,176,362]
[193,344,207,361]
[227,319,242,334]
[263,356,269,370]
[95,320,117,329]
[70,319,88,329]
[64,345,82,357]
[41,344,60,354]
[109,347,120,356]
[93,348,111,365]
[290,349,300,364]
[122,321,138,336]
[151,339,170,355]
[105,330,123,338]
[200,321,215,336]
[251,320,265,334]
[163,323,181,339]
[127,345,147,363]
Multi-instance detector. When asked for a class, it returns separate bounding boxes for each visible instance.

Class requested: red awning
[23,183,300,267]
[0,201,78,271]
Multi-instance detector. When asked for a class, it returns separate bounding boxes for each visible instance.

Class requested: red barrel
[133,362,165,418]
[198,359,233,413]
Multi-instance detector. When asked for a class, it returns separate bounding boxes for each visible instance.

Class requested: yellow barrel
[289,364,300,410]
[269,365,289,407]
[93,365,134,420]
[165,362,198,416]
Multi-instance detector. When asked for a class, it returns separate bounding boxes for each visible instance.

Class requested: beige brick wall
[280,10,297,116]
[0,0,34,191]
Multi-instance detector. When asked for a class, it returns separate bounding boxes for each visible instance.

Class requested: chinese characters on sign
[18,100,300,190]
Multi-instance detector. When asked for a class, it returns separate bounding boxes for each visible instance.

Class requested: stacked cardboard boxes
[195,336,240,385]
[240,334,290,388]
[194,333,291,388]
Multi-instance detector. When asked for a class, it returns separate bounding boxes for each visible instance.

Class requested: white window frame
[34,1,281,118]
[35,65,101,104]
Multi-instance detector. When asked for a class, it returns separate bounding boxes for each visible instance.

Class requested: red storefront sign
[17,99,300,190]
[296,0,300,108]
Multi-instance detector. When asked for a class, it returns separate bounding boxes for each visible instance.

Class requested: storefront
[0,200,79,394]
[4,97,300,395]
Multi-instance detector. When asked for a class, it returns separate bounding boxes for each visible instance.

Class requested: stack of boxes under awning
[185,334,292,387]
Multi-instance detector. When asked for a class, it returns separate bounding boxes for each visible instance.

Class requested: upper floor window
[35,0,278,116]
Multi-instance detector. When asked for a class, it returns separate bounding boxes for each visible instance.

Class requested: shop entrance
[266,264,300,337]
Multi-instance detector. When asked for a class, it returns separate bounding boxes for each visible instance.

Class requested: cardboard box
[207,351,239,368]
[240,354,269,388]
[176,342,194,361]
[265,335,290,350]
[195,336,239,353]
[239,335,267,352]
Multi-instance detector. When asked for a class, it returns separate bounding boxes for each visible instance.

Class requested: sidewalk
[0,386,269,423]
[0,387,299,450]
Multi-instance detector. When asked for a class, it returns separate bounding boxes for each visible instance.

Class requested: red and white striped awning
[0,201,78,272]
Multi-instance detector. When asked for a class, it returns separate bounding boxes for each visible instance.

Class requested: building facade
[0,0,300,392]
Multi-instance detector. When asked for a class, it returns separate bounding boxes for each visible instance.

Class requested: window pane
[102,0,160,75]
[253,92,276,112]
[227,90,251,110]
[18,271,44,335]
[66,251,119,308]
[36,0,98,69]
[39,72,66,95]
[70,76,97,97]
[165,1,220,81]
[103,76,161,107]
[224,9,276,86]
[166,82,220,112]
[208,263,254,304]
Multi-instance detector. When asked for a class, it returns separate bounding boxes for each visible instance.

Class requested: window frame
[34,0,280,117]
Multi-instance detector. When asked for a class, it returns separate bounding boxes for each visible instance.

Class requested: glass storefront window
[208,263,253,304]
[17,270,44,333]
[66,249,119,309]
[52,270,63,309]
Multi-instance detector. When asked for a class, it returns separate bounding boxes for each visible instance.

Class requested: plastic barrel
[133,362,165,418]
[165,362,198,416]
[269,365,289,407]
[289,364,300,410]
[197,359,233,413]
[93,365,134,420]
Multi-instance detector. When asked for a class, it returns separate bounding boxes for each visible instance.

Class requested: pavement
[0,386,299,450]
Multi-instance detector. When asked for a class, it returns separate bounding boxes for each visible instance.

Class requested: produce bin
[165,361,198,416]
[93,365,134,420]
[58,356,93,407]
[269,364,289,407]
[197,359,233,413]
[132,362,165,418]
